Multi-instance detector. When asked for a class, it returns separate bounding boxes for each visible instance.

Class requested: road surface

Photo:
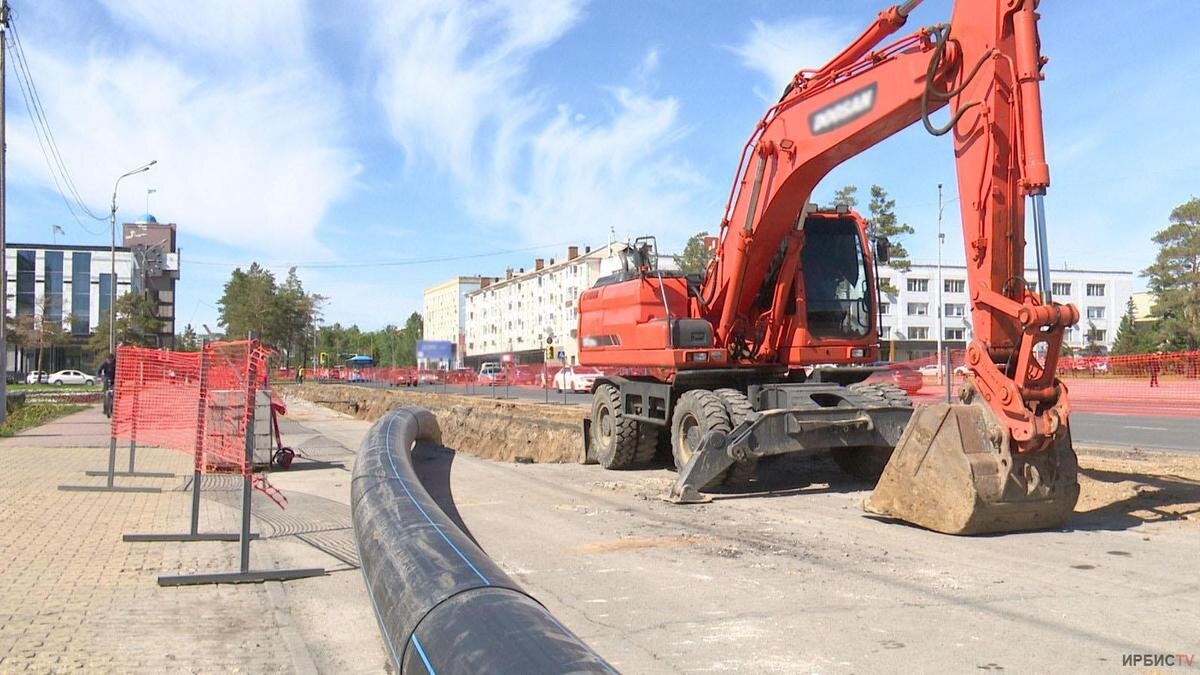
[351,382,1197,453]
[285,397,1200,674]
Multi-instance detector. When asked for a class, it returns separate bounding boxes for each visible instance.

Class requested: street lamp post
[109,160,156,354]
[935,182,945,385]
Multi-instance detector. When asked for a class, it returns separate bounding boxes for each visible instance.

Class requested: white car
[48,370,95,386]
[552,366,600,393]
[918,364,943,377]
[25,371,47,384]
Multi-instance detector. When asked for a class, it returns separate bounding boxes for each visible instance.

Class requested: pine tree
[1110,298,1158,355]
[866,184,915,294]
[1144,197,1200,350]
[673,232,713,274]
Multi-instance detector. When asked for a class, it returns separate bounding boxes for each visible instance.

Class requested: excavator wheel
[670,390,733,488]
[591,384,652,469]
[831,382,913,483]
[713,388,758,486]
[865,386,1080,535]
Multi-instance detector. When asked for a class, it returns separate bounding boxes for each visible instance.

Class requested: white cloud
[370,0,707,247]
[9,7,358,256]
[98,0,308,61]
[731,18,853,98]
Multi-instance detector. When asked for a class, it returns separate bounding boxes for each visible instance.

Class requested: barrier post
[59,349,162,493]
[944,346,953,403]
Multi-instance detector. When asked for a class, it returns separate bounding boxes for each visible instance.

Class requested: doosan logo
[809,84,877,135]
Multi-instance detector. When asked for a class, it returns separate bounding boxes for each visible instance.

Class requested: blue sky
[7,0,1198,331]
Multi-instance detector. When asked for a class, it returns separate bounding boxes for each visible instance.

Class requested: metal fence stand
[59,435,162,493]
[155,362,324,587]
[122,468,257,543]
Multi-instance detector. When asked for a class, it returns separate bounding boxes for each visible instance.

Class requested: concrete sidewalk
[0,404,386,673]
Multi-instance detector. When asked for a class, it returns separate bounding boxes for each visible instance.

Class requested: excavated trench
[280,384,586,464]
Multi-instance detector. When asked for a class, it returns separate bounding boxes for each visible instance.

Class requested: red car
[866,366,922,394]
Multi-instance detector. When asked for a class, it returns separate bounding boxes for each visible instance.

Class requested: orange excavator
[577,0,1080,534]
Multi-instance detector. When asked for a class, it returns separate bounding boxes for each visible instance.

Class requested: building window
[44,251,63,323]
[945,327,965,340]
[880,326,892,339]
[879,302,890,315]
[908,327,929,340]
[1086,306,1105,320]
[878,277,890,290]
[72,253,92,335]
[1086,283,1105,297]
[1087,328,1106,343]
[907,302,928,316]
[907,278,928,292]
[98,271,113,324]
[944,279,965,293]
[945,303,965,318]
[1052,282,1071,296]
[1026,281,1038,293]
[15,250,35,316]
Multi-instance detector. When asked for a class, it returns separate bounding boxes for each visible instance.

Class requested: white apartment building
[877,262,1134,359]
[465,244,648,367]
[421,276,486,368]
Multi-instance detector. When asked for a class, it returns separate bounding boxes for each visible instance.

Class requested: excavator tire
[831,383,913,483]
[670,389,733,488]
[633,425,661,466]
[865,387,1080,535]
[591,384,644,470]
[713,388,759,486]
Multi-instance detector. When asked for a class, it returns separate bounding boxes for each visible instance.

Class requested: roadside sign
[501,353,514,363]
[557,350,566,360]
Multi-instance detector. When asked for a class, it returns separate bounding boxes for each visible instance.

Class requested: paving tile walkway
[0,404,376,673]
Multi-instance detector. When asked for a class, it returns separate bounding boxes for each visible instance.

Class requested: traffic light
[319,352,328,366]
[545,345,556,360]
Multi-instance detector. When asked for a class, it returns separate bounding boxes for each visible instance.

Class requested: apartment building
[421,276,488,368]
[877,263,1134,360]
[463,244,642,368]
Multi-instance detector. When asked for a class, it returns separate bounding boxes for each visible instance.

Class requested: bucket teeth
[864,399,1079,535]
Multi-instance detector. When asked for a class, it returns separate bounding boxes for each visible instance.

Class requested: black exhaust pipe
[352,407,615,674]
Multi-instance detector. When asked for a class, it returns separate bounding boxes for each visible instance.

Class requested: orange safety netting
[111,345,202,455]
[882,349,1200,417]
[111,341,281,501]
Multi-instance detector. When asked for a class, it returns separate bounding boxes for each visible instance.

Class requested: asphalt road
[285,398,1200,674]
[350,382,1197,453]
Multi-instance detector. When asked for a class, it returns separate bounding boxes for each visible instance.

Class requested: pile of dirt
[281,384,586,464]
[1075,451,1200,527]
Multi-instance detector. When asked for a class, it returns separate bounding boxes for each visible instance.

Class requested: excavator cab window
[801,217,872,339]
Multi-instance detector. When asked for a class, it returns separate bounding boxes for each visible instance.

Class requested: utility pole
[0,0,10,425]
[935,183,945,385]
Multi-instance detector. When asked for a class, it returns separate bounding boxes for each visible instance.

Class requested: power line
[5,12,107,235]
[184,240,588,270]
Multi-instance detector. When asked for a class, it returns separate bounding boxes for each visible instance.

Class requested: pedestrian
[297,366,306,384]
[97,353,117,389]
[1149,353,1161,388]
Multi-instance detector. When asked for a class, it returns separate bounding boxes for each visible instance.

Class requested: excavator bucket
[864,397,1079,535]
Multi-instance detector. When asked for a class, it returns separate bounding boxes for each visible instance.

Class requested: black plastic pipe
[352,407,616,674]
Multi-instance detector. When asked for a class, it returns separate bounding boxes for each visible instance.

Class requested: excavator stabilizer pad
[864,400,1079,535]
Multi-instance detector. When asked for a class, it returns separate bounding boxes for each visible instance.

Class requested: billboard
[416,340,454,362]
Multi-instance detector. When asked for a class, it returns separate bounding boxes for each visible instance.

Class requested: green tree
[673,231,714,274]
[87,293,163,354]
[217,263,279,342]
[828,184,859,209]
[1110,297,1158,355]
[866,184,915,294]
[1144,197,1200,350]
[177,324,201,352]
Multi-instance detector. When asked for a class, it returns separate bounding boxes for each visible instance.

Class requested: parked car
[552,366,600,393]
[393,370,418,387]
[418,371,442,385]
[25,371,47,384]
[478,362,506,386]
[864,366,922,394]
[348,369,366,383]
[47,370,95,386]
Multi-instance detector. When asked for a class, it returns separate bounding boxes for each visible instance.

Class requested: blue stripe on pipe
[410,634,437,674]
[383,413,491,585]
